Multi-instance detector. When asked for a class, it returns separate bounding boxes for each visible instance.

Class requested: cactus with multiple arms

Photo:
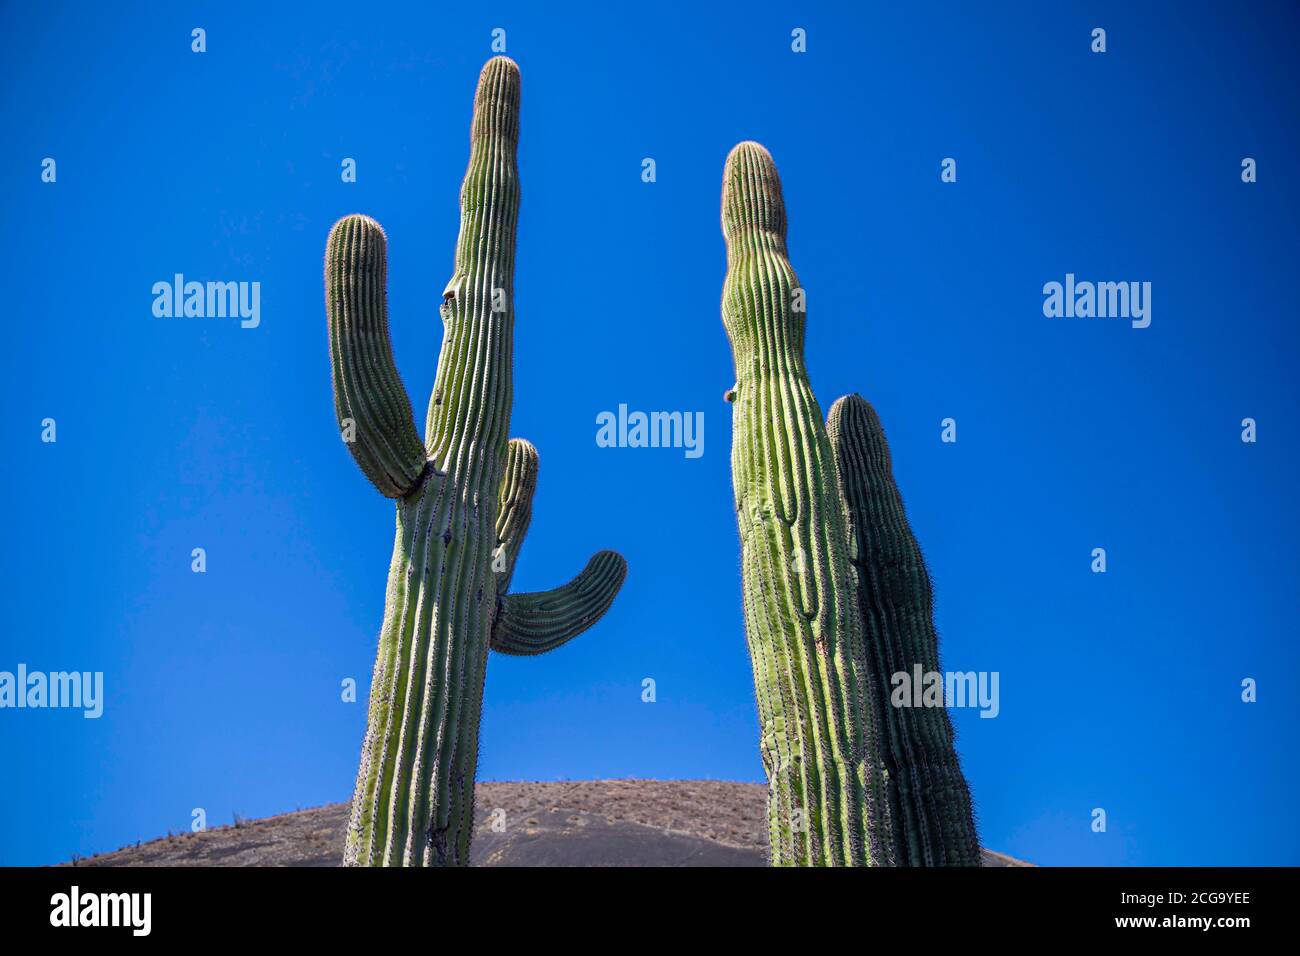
[720,141,977,865]
[326,56,626,867]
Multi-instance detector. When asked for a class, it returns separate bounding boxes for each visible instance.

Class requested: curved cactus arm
[826,393,981,866]
[325,214,428,498]
[493,438,539,593]
[490,551,627,656]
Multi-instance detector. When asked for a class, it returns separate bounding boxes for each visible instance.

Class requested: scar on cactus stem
[325,56,627,867]
[720,141,977,866]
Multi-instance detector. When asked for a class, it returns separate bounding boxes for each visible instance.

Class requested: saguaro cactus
[827,395,980,866]
[326,56,626,867]
[720,142,890,866]
[720,141,977,865]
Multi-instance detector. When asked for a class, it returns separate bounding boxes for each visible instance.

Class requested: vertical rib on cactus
[721,142,890,866]
[328,57,626,867]
[827,395,980,866]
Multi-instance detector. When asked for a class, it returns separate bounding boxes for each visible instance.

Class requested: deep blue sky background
[3,2,1298,867]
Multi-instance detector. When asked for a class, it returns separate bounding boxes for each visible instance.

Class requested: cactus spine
[326,57,626,867]
[827,395,980,865]
[720,142,977,865]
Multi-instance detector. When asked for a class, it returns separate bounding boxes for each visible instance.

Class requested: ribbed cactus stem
[344,463,489,866]
[425,56,520,465]
[329,57,625,867]
[721,142,890,866]
[827,394,980,866]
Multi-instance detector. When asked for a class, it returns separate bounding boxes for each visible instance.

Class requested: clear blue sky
[2,1,1297,867]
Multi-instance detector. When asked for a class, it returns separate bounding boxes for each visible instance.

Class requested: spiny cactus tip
[830,393,882,428]
[726,140,773,164]
[483,54,520,73]
[472,56,522,141]
[721,141,786,242]
[330,213,386,240]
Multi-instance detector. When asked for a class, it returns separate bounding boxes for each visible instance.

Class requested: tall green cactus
[720,142,891,866]
[720,141,977,865]
[325,56,626,867]
[827,395,980,866]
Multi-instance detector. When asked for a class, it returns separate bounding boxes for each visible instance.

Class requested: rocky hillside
[68,780,1027,867]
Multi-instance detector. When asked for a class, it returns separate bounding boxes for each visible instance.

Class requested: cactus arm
[325,215,428,498]
[826,394,981,866]
[489,438,626,654]
[721,142,890,866]
[493,438,539,593]
[424,55,520,467]
[490,551,627,655]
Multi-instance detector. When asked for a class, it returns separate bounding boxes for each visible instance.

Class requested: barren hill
[67,780,1027,867]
